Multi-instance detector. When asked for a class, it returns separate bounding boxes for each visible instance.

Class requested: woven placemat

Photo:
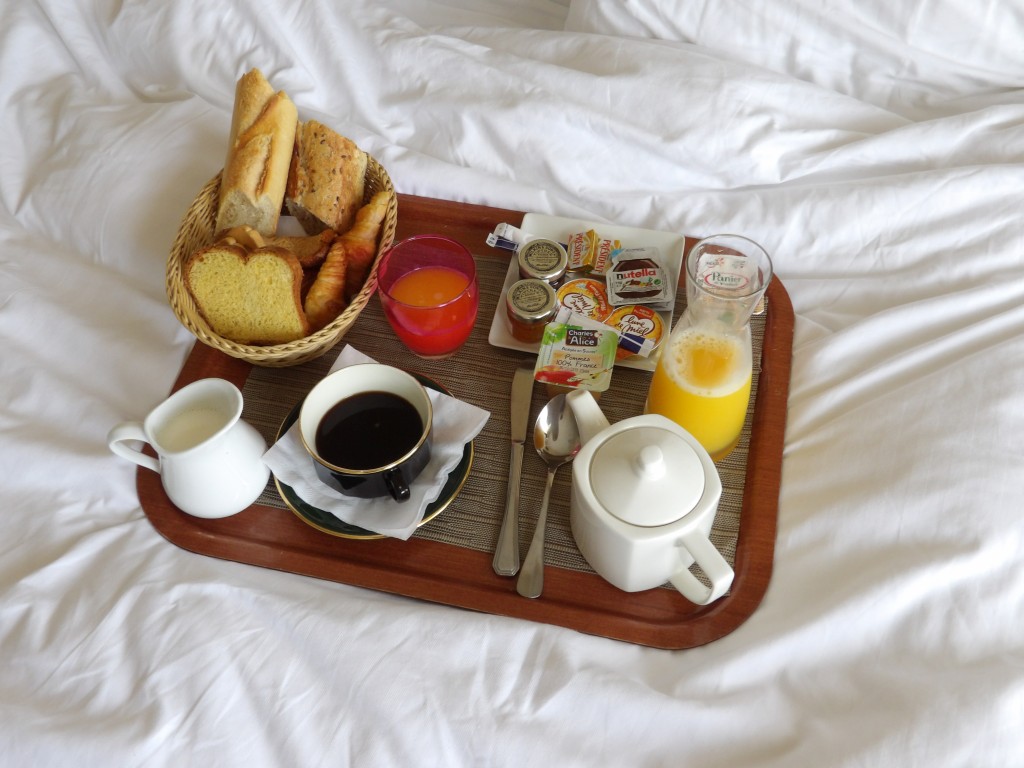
[241,255,765,582]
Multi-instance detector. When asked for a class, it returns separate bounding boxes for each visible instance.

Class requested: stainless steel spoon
[516,394,582,599]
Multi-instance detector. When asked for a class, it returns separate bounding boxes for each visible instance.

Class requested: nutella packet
[606,247,673,309]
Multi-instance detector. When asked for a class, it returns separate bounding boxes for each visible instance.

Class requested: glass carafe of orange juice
[645,235,772,462]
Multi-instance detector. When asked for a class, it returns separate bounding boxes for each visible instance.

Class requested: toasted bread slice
[185,243,310,344]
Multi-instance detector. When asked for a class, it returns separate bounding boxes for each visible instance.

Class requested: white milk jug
[107,378,269,518]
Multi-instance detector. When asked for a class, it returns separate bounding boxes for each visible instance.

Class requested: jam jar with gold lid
[517,238,568,286]
[505,278,558,343]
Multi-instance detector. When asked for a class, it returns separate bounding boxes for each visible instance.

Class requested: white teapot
[566,389,734,605]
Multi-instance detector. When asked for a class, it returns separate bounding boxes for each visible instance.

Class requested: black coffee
[315,391,423,469]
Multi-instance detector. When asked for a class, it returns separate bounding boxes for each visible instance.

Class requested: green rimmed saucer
[273,373,474,540]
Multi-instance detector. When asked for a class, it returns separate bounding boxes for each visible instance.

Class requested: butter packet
[566,229,621,274]
[533,314,617,394]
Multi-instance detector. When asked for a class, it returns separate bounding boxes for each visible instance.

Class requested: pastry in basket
[218,225,265,250]
[217,225,334,269]
[185,244,310,344]
[304,190,389,331]
[265,230,335,269]
[215,69,298,237]
[286,119,368,235]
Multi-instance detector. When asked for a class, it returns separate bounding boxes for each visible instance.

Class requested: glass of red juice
[377,235,479,358]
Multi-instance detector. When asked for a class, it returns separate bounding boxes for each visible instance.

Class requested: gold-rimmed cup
[298,364,432,503]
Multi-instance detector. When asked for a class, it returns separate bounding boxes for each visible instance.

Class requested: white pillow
[565,0,1024,115]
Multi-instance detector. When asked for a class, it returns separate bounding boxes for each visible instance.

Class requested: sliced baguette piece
[185,243,310,344]
[285,119,367,235]
[215,69,298,237]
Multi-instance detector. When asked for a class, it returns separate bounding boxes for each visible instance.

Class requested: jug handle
[107,422,160,473]
[668,530,735,606]
[566,390,610,445]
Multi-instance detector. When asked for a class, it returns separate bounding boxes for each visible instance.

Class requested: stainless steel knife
[492,366,534,576]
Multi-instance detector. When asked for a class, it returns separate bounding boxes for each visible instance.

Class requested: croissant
[342,190,389,301]
[304,240,349,331]
[303,191,389,331]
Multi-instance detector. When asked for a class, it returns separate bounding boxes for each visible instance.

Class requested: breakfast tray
[138,194,793,649]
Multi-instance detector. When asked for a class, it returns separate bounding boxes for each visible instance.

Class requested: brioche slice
[185,244,310,344]
[216,69,298,237]
[286,119,367,235]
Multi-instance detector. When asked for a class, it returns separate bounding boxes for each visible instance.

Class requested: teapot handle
[107,422,160,473]
[668,529,735,605]
[566,389,610,445]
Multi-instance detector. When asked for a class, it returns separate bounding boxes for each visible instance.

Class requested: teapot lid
[589,424,705,527]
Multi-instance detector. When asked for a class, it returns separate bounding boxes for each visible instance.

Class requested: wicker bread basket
[166,155,398,367]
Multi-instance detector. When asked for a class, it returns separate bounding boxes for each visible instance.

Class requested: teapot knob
[633,445,665,480]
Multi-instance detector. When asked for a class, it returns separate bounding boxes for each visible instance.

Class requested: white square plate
[486,213,685,372]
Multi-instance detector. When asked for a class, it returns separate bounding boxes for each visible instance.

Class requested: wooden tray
[139,193,794,649]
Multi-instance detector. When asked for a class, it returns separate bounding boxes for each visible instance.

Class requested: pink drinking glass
[377,235,479,359]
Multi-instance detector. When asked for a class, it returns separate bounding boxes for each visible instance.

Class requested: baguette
[215,69,298,237]
[286,119,367,235]
[185,243,310,344]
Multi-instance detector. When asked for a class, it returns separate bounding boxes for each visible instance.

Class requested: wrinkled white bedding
[3,1,1023,765]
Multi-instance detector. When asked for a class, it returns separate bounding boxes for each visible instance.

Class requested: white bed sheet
[2,0,1023,765]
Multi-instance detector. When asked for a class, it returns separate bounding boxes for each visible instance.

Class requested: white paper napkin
[263,346,490,540]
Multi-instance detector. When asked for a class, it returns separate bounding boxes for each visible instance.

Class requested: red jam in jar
[505,278,558,343]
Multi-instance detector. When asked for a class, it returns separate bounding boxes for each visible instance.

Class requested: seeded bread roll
[215,69,298,237]
[286,119,367,235]
[185,243,310,344]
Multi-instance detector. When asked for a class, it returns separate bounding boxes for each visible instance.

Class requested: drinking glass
[377,235,479,359]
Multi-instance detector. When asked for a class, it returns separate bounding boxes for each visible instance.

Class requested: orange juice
[384,265,478,357]
[390,265,469,307]
[646,327,752,461]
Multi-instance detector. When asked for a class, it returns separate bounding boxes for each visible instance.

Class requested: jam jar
[517,239,568,286]
[505,278,558,343]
